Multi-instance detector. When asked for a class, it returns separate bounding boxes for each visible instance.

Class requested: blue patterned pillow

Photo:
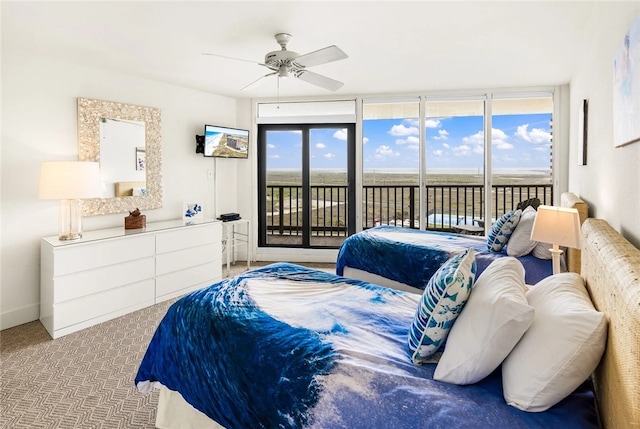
[486,209,522,252]
[408,248,477,364]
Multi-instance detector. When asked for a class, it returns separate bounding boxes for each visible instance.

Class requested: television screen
[204,124,249,158]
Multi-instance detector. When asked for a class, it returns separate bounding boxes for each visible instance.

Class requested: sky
[265,113,553,172]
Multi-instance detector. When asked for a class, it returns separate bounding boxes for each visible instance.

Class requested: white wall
[568,1,640,248]
[1,48,241,329]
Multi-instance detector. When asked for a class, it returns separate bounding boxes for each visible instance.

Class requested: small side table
[222,219,251,276]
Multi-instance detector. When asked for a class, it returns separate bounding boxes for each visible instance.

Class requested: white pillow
[506,206,538,257]
[531,241,552,259]
[502,272,607,412]
[434,257,534,385]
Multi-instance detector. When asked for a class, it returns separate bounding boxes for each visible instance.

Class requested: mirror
[77,97,162,216]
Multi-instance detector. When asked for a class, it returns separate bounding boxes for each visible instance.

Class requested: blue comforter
[135,263,597,429]
[336,226,552,289]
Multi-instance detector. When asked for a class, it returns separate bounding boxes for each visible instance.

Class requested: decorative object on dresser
[38,161,102,241]
[530,205,582,275]
[40,219,223,339]
[124,208,146,230]
[183,201,203,224]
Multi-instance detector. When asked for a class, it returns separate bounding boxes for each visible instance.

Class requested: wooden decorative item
[124,208,146,229]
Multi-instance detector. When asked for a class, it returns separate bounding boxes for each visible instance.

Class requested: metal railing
[266,183,552,240]
[266,185,349,237]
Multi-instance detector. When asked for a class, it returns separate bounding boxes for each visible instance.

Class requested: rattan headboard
[561,192,589,273]
[581,218,640,429]
[114,181,146,197]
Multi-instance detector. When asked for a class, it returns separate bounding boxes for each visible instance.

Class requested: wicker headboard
[581,218,640,429]
[561,192,589,273]
[114,181,146,197]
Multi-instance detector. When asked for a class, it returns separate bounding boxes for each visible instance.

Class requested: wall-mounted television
[204,124,249,159]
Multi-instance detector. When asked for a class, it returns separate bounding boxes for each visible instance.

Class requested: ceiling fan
[203,33,348,92]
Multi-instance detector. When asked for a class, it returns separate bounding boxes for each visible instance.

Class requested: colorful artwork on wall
[613,13,640,147]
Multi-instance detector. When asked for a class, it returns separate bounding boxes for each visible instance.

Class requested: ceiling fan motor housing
[264,50,300,68]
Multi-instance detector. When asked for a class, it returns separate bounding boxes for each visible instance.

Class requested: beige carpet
[0,261,335,428]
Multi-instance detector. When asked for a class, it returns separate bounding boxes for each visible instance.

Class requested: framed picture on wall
[136,147,146,171]
[578,99,588,165]
[613,13,640,147]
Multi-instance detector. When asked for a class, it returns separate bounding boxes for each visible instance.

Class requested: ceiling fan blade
[295,70,344,91]
[202,52,268,67]
[241,72,277,91]
[295,45,348,68]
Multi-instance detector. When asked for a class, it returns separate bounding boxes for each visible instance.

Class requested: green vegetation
[266,171,552,232]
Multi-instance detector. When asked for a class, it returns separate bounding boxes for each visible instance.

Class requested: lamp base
[58,199,83,241]
[58,232,82,241]
[550,245,564,275]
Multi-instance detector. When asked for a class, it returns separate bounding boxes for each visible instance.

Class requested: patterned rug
[0,299,173,429]
[0,261,335,428]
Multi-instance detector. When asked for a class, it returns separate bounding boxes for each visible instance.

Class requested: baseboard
[0,303,39,331]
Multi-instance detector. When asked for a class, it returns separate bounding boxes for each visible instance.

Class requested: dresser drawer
[53,257,155,303]
[156,260,221,300]
[156,222,221,254]
[54,279,155,330]
[155,242,222,276]
[53,235,155,276]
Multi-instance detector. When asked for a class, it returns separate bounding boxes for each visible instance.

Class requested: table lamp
[530,205,582,275]
[38,161,102,241]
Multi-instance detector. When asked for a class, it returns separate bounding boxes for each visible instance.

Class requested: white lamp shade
[38,161,102,200]
[530,205,582,249]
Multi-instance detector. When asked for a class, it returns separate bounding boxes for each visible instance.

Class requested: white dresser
[40,219,222,339]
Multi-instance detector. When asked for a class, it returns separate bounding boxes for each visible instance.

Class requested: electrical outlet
[207,170,214,179]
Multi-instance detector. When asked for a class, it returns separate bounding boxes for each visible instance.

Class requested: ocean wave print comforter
[135,263,598,429]
[336,226,553,289]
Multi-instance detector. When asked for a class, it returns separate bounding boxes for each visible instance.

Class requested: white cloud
[433,149,443,156]
[333,129,348,140]
[462,128,513,150]
[316,143,326,149]
[452,144,472,156]
[463,131,484,146]
[374,145,400,159]
[324,153,336,159]
[270,154,281,159]
[267,143,276,149]
[389,123,419,136]
[425,118,441,128]
[434,129,449,140]
[443,143,450,149]
[515,124,551,144]
[396,135,419,145]
[407,144,419,151]
[363,137,369,145]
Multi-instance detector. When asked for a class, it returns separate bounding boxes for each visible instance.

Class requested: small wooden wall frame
[578,99,588,166]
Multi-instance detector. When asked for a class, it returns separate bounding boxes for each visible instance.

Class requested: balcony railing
[266,184,552,243]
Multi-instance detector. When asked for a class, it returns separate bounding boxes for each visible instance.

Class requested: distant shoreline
[269,168,551,175]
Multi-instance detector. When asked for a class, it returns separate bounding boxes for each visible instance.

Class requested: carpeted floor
[0,261,335,428]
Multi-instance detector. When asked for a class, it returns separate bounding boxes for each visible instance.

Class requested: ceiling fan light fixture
[278,64,290,78]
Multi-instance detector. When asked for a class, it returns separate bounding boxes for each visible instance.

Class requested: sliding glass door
[258,124,355,248]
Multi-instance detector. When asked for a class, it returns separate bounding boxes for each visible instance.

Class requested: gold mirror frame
[77,97,162,216]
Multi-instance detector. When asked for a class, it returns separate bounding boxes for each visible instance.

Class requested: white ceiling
[2,1,599,100]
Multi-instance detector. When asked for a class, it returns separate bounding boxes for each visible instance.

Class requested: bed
[135,210,640,428]
[336,192,588,292]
